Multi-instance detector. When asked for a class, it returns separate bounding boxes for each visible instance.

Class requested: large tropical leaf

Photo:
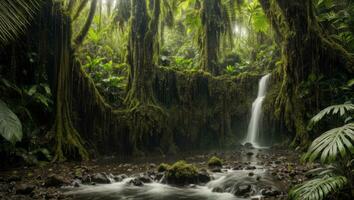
[309,103,354,127]
[0,100,23,144]
[289,175,347,200]
[0,0,40,44]
[303,123,354,163]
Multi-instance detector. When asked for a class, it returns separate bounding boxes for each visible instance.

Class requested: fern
[309,103,354,127]
[0,0,40,44]
[303,123,354,163]
[289,175,347,200]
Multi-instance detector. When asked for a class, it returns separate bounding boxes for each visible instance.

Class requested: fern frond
[0,0,40,45]
[303,123,354,163]
[309,103,354,127]
[289,175,347,200]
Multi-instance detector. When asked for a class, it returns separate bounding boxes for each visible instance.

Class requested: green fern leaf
[303,123,354,163]
[289,175,347,200]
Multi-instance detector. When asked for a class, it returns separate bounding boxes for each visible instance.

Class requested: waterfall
[244,73,271,147]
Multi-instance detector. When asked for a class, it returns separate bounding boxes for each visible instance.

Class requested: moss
[207,156,223,167]
[165,160,199,186]
[157,163,170,172]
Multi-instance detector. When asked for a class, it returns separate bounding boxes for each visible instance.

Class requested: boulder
[91,173,111,184]
[244,143,254,149]
[15,184,35,195]
[207,156,223,168]
[129,178,144,186]
[138,175,152,183]
[234,184,252,197]
[44,175,69,187]
[164,161,199,186]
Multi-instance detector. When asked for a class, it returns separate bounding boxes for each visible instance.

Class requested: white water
[244,74,271,147]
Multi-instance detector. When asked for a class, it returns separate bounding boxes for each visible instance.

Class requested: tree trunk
[200,0,225,76]
[49,2,88,161]
[259,0,354,146]
[125,0,160,106]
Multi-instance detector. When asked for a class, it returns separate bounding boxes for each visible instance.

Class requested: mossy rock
[208,156,223,167]
[157,163,170,172]
[164,160,200,186]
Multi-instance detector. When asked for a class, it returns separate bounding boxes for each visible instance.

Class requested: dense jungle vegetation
[0,0,353,200]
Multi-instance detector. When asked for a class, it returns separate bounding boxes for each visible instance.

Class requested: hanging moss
[260,0,354,147]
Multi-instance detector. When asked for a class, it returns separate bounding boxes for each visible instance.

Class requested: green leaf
[309,103,354,128]
[27,85,37,96]
[303,123,354,163]
[0,100,23,144]
[289,175,347,200]
[0,0,40,45]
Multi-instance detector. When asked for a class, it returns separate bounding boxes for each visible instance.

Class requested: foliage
[157,163,170,172]
[165,160,199,185]
[290,175,347,200]
[303,123,354,163]
[309,103,354,127]
[290,103,354,199]
[207,156,223,167]
[0,100,23,144]
[0,0,40,44]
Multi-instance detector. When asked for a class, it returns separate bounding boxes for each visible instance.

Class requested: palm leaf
[0,0,40,45]
[0,99,23,144]
[303,123,354,163]
[289,175,347,200]
[309,103,354,127]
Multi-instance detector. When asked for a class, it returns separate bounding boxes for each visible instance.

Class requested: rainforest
[0,0,353,199]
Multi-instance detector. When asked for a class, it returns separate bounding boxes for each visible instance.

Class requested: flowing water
[244,74,271,147]
[64,74,285,200]
[66,164,284,200]
[65,149,288,200]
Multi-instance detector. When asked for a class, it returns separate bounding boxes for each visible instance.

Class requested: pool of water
[65,160,285,200]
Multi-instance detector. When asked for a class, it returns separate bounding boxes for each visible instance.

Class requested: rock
[155,173,164,181]
[246,152,254,156]
[244,143,254,149]
[138,175,152,183]
[245,166,256,170]
[91,173,111,184]
[274,160,281,164]
[234,184,252,197]
[44,175,69,187]
[81,175,91,184]
[149,163,156,169]
[129,178,144,186]
[0,183,10,192]
[210,167,222,173]
[290,171,297,178]
[212,187,224,193]
[165,161,199,186]
[7,176,21,182]
[72,179,81,187]
[208,156,223,168]
[15,184,35,195]
[197,170,211,183]
[157,163,170,173]
[261,188,281,197]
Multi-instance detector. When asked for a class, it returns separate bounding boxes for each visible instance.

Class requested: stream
[63,74,293,200]
[64,148,295,200]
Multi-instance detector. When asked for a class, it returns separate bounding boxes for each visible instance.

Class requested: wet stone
[234,184,252,197]
[91,173,111,184]
[44,175,69,187]
[15,184,35,195]
[129,178,144,187]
